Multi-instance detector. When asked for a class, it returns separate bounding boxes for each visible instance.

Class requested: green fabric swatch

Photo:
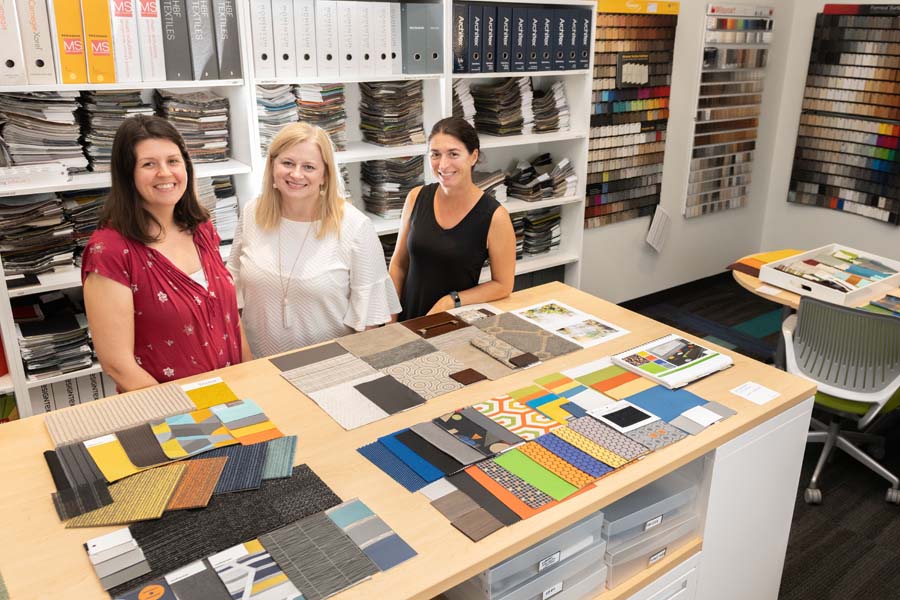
[574,365,627,386]
[508,385,544,400]
[262,435,297,480]
[494,449,577,501]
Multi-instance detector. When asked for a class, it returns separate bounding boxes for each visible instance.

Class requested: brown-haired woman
[227,122,400,357]
[82,115,250,391]
[390,117,516,319]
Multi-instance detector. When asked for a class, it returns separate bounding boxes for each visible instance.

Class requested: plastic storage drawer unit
[602,470,697,549]
[604,512,699,589]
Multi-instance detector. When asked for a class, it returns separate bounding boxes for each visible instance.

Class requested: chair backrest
[793,296,900,394]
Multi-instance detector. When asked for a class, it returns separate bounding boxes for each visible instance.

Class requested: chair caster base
[886,488,900,505]
[805,488,823,505]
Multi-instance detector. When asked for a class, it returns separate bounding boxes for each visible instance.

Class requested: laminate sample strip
[354,375,427,414]
[475,312,582,360]
[260,512,378,600]
[382,351,465,400]
[193,442,267,494]
[326,499,417,571]
[308,373,389,430]
[624,419,688,450]
[269,341,348,371]
[358,441,428,492]
[262,435,298,480]
[166,457,228,510]
[451,507,504,542]
[471,395,561,440]
[209,539,302,600]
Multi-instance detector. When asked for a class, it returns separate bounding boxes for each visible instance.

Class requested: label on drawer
[538,551,561,572]
[644,515,663,531]
[648,547,668,566]
[542,582,564,599]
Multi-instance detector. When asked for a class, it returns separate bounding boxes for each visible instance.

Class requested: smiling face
[133,138,188,214]
[272,140,326,210]
[429,132,478,190]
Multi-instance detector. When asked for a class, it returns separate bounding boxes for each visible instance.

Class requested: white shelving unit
[0,0,594,419]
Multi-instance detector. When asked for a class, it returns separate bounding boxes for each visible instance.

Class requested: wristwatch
[449,290,461,308]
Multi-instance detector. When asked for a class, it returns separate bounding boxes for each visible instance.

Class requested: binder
[451,1,466,73]
[401,1,427,74]
[271,0,297,78]
[525,7,539,72]
[482,4,495,73]
[81,0,117,83]
[336,0,359,76]
[187,0,219,79]
[466,2,481,73]
[249,0,275,79]
[424,0,441,74]
[212,0,242,79]
[496,3,511,72]
[511,5,525,72]
[136,0,166,81]
[538,8,552,71]
[565,8,578,70]
[48,0,88,83]
[577,7,590,69]
[292,0,316,77]
[371,1,391,76]
[0,0,27,84]
[160,0,192,79]
[109,0,142,82]
[16,0,57,83]
[315,0,339,77]
[357,2,375,74]
[551,9,566,71]
[389,1,402,74]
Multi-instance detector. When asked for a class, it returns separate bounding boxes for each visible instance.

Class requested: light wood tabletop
[0,282,816,600]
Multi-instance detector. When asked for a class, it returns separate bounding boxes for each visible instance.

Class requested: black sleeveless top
[401,183,500,320]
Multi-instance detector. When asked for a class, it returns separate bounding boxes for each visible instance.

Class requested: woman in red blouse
[82,115,251,391]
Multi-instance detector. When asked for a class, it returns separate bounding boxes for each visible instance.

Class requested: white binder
[15,0,57,83]
[336,0,359,77]
[271,0,297,78]
[389,1,402,75]
[0,0,28,84]
[250,0,276,79]
[109,0,142,82]
[370,1,391,76]
[356,2,374,75]
[314,0,339,76]
[292,0,316,77]
[135,0,166,81]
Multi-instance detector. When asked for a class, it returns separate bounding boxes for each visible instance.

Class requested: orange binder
[52,0,88,83]
[80,0,116,83]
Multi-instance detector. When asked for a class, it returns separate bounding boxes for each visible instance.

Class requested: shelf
[0,158,252,198]
[258,73,443,86]
[7,264,81,298]
[365,213,402,236]
[25,361,103,389]
[0,79,244,94]
[590,538,702,600]
[480,130,588,149]
[466,0,596,5]
[480,251,580,284]
[454,70,589,79]
[0,374,12,395]
[335,142,428,164]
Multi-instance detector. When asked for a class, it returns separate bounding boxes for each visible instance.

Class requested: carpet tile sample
[151,408,237,460]
[111,465,342,596]
[517,442,595,488]
[269,341,347,371]
[309,373,389,430]
[433,407,525,455]
[165,560,231,600]
[66,462,186,528]
[336,323,420,357]
[358,441,428,492]
[46,449,113,521]
[115,577,178,600]
[326,499,417,571]
[477,459,554,509]
[181,377,240,410]
[625,420,688,450]
[447,471,522,526]
[84,434,146,482]
[281,353,380,395]
[451,507,504,542]
[626,387,708,423]
[116,424,171,468]
[263,435,298,479]
[378,430,445,482]
[260,512,378,600]
[471,394,560,440]
[551,426,630,469]
[354,375,426,414]
[166,457,228,510]
[361,337,438,370]
[475,312,582,360]
[209,539,302,600]
[534,434,615,479]
[493,449,578,501]
[410,422,487,465]
[195,442,268,494]
[466,463,542,519]
[210,399,283,445]
[382,351,465,400]
[429,326,515,380]
[470,331,536,368]
[394,429,465,476]
[567,416,651,460]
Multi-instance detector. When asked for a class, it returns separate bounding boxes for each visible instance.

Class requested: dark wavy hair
[100,115,208,243]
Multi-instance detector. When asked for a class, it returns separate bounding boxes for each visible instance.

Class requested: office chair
[782,296,900,505]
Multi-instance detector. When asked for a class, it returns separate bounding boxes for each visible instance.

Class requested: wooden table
[0,282,816,600]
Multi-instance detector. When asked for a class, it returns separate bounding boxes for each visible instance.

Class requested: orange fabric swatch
[166,456,228,510]
[518,442,594,488]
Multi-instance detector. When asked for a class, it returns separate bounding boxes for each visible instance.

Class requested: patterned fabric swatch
[65,462,186,528]
[382,351,465,400]
[454,308,496,324]
[182,379,239,409]
[567,416,651,460]
[470,331,534,368]
[116,424,171,468]
[209,539,302,600]
[378,430,444,482]
[477,459,554,509]
[493,449,578,501]
[518,442,595,488]
[260,512,378,600]
[410,422,486,465]
[308,373,389,430]
[534,434,615,479]
[195,442,268,495]
[209,399,283,445]
[84,434,146,482]
[269,341,347,371]
[44,384,195,446]
[263,435,298,479]
[626,387,708,423]
[625,420,688,450]
[166,457,228,510]
[336,323,420,358]
[475,312,582,360]
[326,499,417,571]
[466,463,542,520]
[429,326,515,380]
[471,394,561,440]
[509,385,574,424]
[358,441,428,492]
[433,407,525,455]
[360,338,438,370]
[151,408,237,460]
[166,559,231,600]
[281,353,380,395]
[550,427,630,468]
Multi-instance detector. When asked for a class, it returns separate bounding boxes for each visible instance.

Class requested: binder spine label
[497,6,510,72]
[212,0,241,78]
[452,2,466,73]
[483,7,495,72]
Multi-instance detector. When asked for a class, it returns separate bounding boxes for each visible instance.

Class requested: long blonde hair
[256,122,344,237]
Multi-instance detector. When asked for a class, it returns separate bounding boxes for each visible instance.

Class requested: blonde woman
[228,122,400,356]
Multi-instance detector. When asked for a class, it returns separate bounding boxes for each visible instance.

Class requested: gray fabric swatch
[93,546,147,579]
[360,338,438,370]
[410,422,487,465]
[282,353,380,395]
[269,342,348,371]
[452,507,504,542]
[167,560,231,600]
[263,436,297,480]
[670,415,706,435]
[475,312,582,360]
[117,424,171,468]
[99,560,151,591]
[57,441,105,488]
[336,323,420,357]
[705,401,737,418]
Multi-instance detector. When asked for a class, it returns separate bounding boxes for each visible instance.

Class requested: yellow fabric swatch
[183,380,240,409]
[84,435,144,482]
[605,377,656,400]
[538,398,576,424]
[551,427,630,468]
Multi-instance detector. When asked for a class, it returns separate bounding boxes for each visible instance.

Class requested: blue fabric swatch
[327,500,375,529]
[358,442,428,492]
[626,387,708,423]
[364,534,418,571]
[560,402,588,418]
[534,433,614,479]
[524,392,560,411]
[378,430,444,483]
[195,443,267,494]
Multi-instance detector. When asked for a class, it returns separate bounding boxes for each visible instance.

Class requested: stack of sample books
[155,90,230,163]
[511,213,525,258]
[473,170,508,203]
[61,188,107,266]
[211,176,239,244]
[522,206,561,256]
[361,156,424,218]
[452,79,477,126]
[533,81,570,133]
[15,297,93,380]
[0,192,74,275]
[79,90,154,172]
[359,81,426,147]
[380,233,398,268]
[296,84,348,151]
[471,77,534,136]
[506,153,577,200]
[0,92,86,172]
[256,85,300,155]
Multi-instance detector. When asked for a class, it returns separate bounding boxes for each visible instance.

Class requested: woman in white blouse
[227,122,401,357]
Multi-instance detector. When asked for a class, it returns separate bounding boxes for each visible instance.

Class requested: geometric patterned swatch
[208,539,302,600]
[476,459,555,509]
[534,434,615,479]
[83,434,146,482]
[550,426,630,469]
[567,416,651,460]
[260,512,378,600]
[166,457,228,510]
[326,499,417,571]
[210,399,283,446]
[625,419,688,450]
[518,442,595,488]
[382,351,465,400]
[151,408,238,460]
[470,394,560,440]
[465,464,543,520]
[263,436,298,480]
[474,312,581,360]
[508,385,574,424]
[65,462,186,528]
[193,443,268,495]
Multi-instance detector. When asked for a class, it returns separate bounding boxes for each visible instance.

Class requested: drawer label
[644,515,663,531]
[538,551,561,572]
[648,547,668,566]
[542,582,564,599]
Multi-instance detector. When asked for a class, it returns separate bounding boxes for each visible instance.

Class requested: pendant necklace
[277,221,313,328]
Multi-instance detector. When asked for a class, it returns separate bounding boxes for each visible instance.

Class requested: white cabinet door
[626,551,700,600]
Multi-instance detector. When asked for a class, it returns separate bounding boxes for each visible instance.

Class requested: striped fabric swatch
[534,434,615,479]
[262,435,297,479]
[181,378,239,409]
[44,384,195,446]
[336,322,421,358]
[195,443,268,495]
[45,449,113,521]
[326,499,417,571]
[567,416,651,460]
[471,394,560,440]
[151,408,238,460]
[209,539,302,600]
[282,353,380,395]
[535,372,617,412]
[166,457,228,510]
[551,426,630,468]
[260,512,378,600]
[518,442,595,488]
[209,399,283,445]
[358,441,428,492]
[65,462,186,528]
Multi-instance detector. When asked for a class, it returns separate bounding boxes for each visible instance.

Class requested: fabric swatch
[670,415,706,436]
[355,375,426,414]
[269,341,347,371]
[360,337,438,370]
[151,408,237,460]
[66,462,186,528]
[626,387,709,423]
[181,378,239,410]
[260,512,378,600]
[551,426,630,469]
[100,561,152,591]
[282,353,380,395]
[358,441,428,492]
[466,463,541,520]
[166,457,228,510]
[56,441,105,485]
[624,420,688,450]
[451,507,504,542]
[470,331,536,368]
[194,442,268,495]
[477,459,554,509]
[447,471,522,526]
[567,361,640,392]
[534,434,615,479]
[560,402,588,418]
[209,539,302,600]
[382,351,465,400]
[116,424,171,468]
[336,323,420,357]
[115,577,178,600]
[401,312,468,338]
[378,430,444,483]
[84,434,145,482]
[326,499,417,571]
[705,400,738,419]
[475,312,582,360]
[263,435,298,479]
[395,429,465,476]
[165,560,231,600]
[471,394,560,440]
[209,399,283,445]
[449,368,487,385]
[410,422,486,465]
[429,326,515,380]
[567,416,651,460]
[493,449,578,501]
[510,353,541,368]
[514,386,575,424]
[433,407,525,455]
[308,372,389,429]
[110,465,342,596]
[454,307,496,324]
[419,478,458,501]
[431,490,481,521]
[518,442,595,488]
[46,449,113,521]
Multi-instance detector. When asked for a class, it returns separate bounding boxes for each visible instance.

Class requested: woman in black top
[390,117,516,319]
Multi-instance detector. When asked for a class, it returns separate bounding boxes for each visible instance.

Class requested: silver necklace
[277,221,313,328]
